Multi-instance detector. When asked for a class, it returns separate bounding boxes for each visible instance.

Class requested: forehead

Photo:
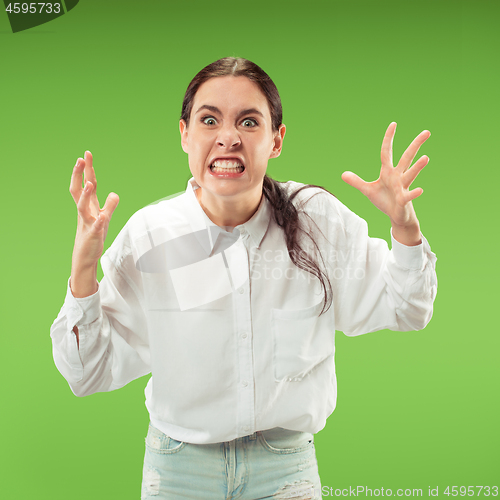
[192,75,270,118]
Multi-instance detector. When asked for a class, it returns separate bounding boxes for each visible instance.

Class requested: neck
[195,185,263,229]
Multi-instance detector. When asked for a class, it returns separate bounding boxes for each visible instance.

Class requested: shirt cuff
[66,277,101,327]
[390,228,430,271]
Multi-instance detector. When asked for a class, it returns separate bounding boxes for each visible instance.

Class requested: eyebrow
[194,104,265,120]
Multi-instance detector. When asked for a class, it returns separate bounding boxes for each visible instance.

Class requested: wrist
[391,220,421,246]
[71,257,98,274]
[70,263,99,298]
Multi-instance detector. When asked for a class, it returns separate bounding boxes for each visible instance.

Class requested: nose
[216,124,241,149]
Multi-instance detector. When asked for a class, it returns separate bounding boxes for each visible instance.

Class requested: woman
[51,57,437,499]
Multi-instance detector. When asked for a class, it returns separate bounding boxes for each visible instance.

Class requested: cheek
[254,138,274,160]
[193,133,213,153]
[189,138,208,161]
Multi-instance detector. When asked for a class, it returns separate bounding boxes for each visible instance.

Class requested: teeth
[211,166,244,173]
[212,159,244,169]
[210,159,245,174]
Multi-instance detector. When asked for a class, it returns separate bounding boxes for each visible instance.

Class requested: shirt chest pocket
[271,300,333,382]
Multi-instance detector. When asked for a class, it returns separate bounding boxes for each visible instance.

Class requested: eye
[201,115,217,126]
[241,118,258,128]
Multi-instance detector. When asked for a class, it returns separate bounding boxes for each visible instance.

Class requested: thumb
[102,192,120,218]
[341,171,368,195]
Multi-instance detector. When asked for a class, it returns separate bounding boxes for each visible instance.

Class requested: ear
[180,119,189,154]
[269,124,286,159]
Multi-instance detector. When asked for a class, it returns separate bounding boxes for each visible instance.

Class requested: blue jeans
[141,423,323,499]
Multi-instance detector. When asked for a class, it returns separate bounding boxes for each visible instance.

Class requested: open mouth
[210,159,245,174]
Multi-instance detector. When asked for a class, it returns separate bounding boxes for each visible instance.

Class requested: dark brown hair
[181,57,334,315]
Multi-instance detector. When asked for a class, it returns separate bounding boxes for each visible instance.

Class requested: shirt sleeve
[309,193,438,336]
[50,226,151,397]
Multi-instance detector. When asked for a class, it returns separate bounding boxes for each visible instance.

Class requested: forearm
[50,266,151,397]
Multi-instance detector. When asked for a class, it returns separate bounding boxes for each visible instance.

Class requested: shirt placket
[227,229,255,436]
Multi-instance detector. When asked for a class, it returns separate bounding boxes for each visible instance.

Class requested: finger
[406,187,424,202]
[92,211,108,234]
[396,130,431,172]
[83,150,97,190]
[403,155,429,188]
[341,171,370,196]
[69,158,85,204]
[381,122,397,168]
[83,150,104,215]
[94,193,119,236]
[76,180,96,222]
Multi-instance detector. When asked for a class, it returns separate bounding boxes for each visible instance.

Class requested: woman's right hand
[69,151,119,295]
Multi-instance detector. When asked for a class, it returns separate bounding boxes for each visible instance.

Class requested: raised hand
[69,151,119,296]
[341,122,430,245]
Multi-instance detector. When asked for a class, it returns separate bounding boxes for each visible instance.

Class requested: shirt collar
[185,177,271,253]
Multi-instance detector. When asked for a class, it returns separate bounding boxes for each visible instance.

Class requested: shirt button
[242,426,249,432]
[241,380,248,387]
[241,333,248,339]
[238,287,244,294]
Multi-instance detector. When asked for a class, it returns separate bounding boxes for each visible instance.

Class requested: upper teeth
[212,159,243,168]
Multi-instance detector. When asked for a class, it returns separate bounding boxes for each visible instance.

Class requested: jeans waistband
[237,427,307,443]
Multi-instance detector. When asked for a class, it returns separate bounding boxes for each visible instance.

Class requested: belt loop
[248,432,257,441]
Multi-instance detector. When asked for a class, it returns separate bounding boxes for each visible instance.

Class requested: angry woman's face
[180,75,285,207]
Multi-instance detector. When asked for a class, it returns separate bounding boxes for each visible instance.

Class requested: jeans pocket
[258,428,314,454]
[145,423,187,454]
[271,300,333,382]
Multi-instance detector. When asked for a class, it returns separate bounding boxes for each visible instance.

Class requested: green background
[1,0,498,497]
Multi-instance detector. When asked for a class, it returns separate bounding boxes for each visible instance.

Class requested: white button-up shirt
[50,177,437,444]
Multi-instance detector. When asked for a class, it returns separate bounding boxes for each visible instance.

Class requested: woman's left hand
[341,122,430,229]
